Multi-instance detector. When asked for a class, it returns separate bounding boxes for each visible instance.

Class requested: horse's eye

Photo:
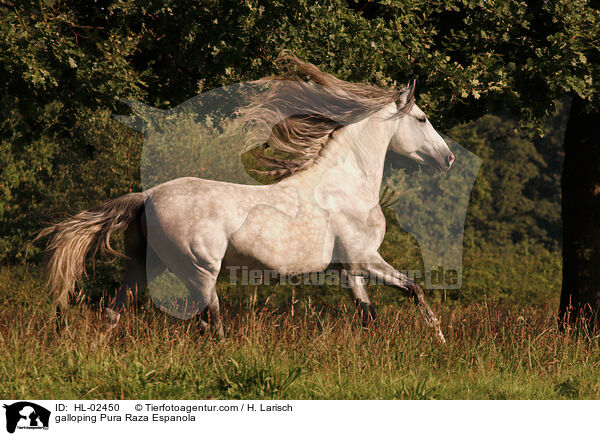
[417,116,427,124]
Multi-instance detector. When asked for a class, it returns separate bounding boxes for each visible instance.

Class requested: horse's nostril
[445,153,455,168]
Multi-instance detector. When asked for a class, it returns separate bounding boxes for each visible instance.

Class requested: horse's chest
[331,205,386,249]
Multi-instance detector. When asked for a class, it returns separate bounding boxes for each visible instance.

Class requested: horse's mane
[236,50,415,179]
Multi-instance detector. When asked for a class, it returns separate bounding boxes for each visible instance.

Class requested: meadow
[2,0,599,404]
[2,240,599,400]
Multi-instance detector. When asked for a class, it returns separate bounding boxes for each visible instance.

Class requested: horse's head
[389,81,454,172]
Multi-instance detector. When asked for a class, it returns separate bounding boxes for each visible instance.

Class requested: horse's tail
[35,192,145,313]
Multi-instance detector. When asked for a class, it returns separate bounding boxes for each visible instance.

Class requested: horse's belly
[226,204,334,274]
[222,247,330,275]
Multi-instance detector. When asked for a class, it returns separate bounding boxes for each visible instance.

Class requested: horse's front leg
[360,255,445,343]
[182,265,225,340]
[199,287,224,340]
[342,269,376,326]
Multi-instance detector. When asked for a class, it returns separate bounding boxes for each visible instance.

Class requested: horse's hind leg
[199,288,224,339]
[101,262,145,335]
[183,269,224,340]
[101,222,165,334]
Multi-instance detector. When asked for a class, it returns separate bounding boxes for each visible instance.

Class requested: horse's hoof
[431,320,446,344]
[213,326,225,341]
[101,307,120,334]
[437,330,446,344]
[357,301,377,327]
[54,305,70,334]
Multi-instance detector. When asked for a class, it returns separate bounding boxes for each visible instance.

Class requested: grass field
[2,263,600,400]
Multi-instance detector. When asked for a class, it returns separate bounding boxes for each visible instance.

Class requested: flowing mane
[237,51,415,179]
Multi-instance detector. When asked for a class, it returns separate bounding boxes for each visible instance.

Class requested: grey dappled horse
[38,53,454,342]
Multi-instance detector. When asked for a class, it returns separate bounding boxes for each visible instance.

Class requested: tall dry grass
[1,265,599,399]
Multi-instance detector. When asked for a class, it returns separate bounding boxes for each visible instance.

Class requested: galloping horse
[38,53,454,342]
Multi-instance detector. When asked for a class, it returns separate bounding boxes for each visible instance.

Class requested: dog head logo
[3,402,50,433]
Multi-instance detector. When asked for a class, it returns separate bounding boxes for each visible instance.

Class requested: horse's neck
[287,106,396,202]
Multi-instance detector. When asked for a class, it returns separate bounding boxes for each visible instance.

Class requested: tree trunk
[559,96,600,327]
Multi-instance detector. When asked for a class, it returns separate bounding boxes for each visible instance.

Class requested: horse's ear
[396,79,416,110]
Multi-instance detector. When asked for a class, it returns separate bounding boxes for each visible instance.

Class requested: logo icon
[3,402,50,434]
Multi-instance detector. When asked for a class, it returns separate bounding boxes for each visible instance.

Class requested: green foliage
[0,1,147,260]
[449,99,569,248]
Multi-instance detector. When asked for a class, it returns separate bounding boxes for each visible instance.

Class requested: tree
[559,98,600,325]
